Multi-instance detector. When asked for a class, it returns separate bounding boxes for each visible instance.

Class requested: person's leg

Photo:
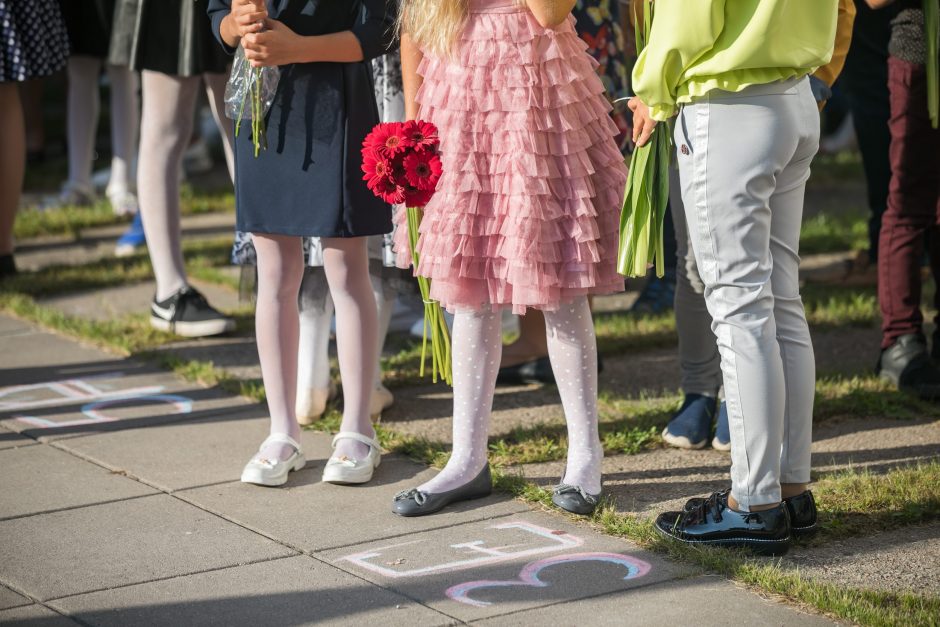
[543,297,602,495]
[500,309,548,367]
[768,82,820,500]
[370,270,396,406]
[674,85,810,512]
[418,308,502,494]
[202,72,235,181]
[663,164,724,449]
[296,267,335,422]
[0,83,25,269]
[64,56,103,199]
[137,70,199,301]
[321,237,379,461]
[877,57,940,395]
[251,234,304,461]
[104,63,139,211]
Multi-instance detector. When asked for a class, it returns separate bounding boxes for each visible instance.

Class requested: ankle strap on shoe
[332,431,379,451]
[260,433,302,453]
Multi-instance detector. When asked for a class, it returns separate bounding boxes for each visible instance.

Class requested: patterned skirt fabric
[0,0,69,82]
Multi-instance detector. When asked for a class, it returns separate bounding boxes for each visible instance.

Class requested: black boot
[878,334,940,400]
[0,254,16,280]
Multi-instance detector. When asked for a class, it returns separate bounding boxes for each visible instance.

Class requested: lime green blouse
[632,0,840,121]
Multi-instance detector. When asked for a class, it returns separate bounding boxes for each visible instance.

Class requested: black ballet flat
[392,465,492,517]
[682,489,817,537]
[552,483,601,515]
[655,491,791,556]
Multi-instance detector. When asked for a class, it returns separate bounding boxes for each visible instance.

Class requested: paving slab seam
[0,491,158,522]
[35,554,301,605]
[0,581,82,625]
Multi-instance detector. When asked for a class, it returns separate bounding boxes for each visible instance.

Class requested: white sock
[297,267,334,396]
[105,64,139,195]
[418,308,502,494]
[65,56,101,192]
[544,297,603,494]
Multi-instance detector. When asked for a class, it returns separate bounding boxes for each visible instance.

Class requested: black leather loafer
[552,483,601,515]
[656,491,791,556]
[392,465,492,517]
[683,489,817,537]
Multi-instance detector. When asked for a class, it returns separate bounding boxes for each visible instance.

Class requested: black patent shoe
[552,483,601,515]
[496,357,555,385]
[877,334,940,400]
[392,465,492,517]
[683,489,817,537]
[656,491,791,556]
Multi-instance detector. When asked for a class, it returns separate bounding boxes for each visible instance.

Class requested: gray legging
[669,165,722,399]
[673,77,819,510]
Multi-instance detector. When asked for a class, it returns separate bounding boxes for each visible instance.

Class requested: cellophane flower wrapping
[224,45,280,157]
[362,120,452,385]
[617,0,671,278]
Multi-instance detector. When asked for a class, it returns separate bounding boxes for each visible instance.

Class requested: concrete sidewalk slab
[0,604,77,626]
[178,457,529,553]
[322,510,690,623]
[51,556,453,627]
[1,366,252,442]
[0,494,296,601]
[52,408,331,492]
[474,575,836,626]
[0,316,34,338]
[0,426,37,451]
[0,329,113,374]
[0,585,31,610]
[39,279,241,323]
[0,444,156,520]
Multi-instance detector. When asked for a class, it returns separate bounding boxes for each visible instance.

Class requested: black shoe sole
[654,523,791,556]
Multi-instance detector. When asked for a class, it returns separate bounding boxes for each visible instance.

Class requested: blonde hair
[398,0,469,57]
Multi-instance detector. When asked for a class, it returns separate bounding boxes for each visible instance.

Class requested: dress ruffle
[394,8,627,314]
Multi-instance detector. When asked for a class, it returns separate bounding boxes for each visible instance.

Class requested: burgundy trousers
[878,56,940,349]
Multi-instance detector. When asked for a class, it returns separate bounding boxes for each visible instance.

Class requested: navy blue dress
[207,0,396,238]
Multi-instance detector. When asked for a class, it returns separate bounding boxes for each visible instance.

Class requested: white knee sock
[138,71,200,301]
[371,272,394,390]
[543,297,603,494]
[297,268,334,398]
[419,308,502,494]
[105,64,139,196]
[66,56,102,192]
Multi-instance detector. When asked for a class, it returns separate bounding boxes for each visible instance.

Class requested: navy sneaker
[662,394,717,449]
[630,271,676,314]
[115,212,145,257]
[712,401,731,451]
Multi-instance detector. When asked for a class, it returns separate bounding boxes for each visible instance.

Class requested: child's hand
[628,97,657,147]
[243,19,303,67]
[229,0,268,39]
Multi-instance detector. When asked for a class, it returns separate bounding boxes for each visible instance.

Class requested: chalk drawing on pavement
[338,521,585,578]
[446,551,653,607]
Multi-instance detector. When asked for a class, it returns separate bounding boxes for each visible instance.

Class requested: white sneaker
[296,383,337,426]
[107,188,139,216]
[369,383,394,421]
[241,433,306,486]
[322,431,381,485]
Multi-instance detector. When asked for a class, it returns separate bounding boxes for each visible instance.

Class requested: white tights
[296,269,395,400]
[66,57,138,197]
[253,236,379,462]
[137,70,234,301]
[419,296,602,495]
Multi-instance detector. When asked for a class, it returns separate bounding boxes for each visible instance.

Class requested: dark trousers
[878,57,940,348]
[841,0,893,259]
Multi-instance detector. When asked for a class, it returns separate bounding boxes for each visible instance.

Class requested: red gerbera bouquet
[362,120,451,385]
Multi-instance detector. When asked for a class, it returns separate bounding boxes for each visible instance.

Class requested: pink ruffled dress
[395,0,628,314]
